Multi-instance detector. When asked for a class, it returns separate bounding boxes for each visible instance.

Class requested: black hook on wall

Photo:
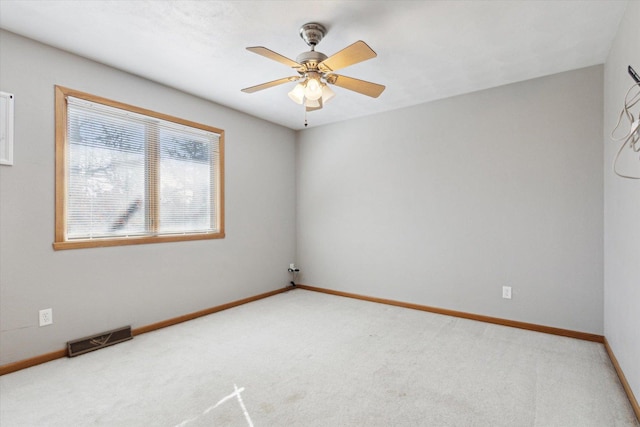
[629,65,640,84]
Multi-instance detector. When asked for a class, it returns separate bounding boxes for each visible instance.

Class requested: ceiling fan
[241,23,385,115]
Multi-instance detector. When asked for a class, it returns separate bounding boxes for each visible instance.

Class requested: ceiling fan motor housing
[296,51,328,73]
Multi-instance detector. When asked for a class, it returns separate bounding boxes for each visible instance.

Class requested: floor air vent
[67,326,132,357]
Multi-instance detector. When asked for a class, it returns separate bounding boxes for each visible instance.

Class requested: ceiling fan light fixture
[304,76,323,101]
[304,98,321,108]
[321,84,335,104]
[288,83,305,104]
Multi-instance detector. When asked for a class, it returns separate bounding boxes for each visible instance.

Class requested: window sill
[52,232,225,250]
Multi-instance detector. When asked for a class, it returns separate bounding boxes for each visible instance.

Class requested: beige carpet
[1,289,637,426]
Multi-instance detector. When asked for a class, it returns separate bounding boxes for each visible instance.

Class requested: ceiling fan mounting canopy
[241,21,386,113]
[299,22,326,48]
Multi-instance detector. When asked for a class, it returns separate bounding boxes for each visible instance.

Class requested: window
[54,86,224,250]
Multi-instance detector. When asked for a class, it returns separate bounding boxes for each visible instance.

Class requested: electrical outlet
[289,263,296,269]
[502,286,512,299]
[39,308,53,326]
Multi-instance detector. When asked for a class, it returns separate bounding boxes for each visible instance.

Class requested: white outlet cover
[39,308,53,326]
[502,286,512,299]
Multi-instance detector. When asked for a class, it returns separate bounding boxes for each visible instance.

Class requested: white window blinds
[65,96,221,240]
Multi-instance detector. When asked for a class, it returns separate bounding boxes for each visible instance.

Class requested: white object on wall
[0,91,15,165]
[610,70,640,179]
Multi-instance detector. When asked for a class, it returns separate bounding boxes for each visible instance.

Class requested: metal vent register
[67,326,132,357]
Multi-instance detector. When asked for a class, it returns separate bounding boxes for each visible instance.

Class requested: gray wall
[0,30,297,365]
[604,1,640,401]
[297,66,604,335]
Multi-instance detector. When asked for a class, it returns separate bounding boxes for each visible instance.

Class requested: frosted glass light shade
[304,98,320,108]
[304,78,323,101]
[288,83,305,104]
[321,84,335,103]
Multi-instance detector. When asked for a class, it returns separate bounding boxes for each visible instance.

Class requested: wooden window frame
[53,86,225,250]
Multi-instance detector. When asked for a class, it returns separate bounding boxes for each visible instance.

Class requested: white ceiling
[0,0,628,130]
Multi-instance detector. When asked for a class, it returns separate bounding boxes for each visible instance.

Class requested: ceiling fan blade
[318,41,377,72]
[241,76,300,93]
[325,74,385,98]
[246,46,303,69]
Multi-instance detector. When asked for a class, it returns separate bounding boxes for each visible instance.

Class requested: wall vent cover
[67,326,132,357]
